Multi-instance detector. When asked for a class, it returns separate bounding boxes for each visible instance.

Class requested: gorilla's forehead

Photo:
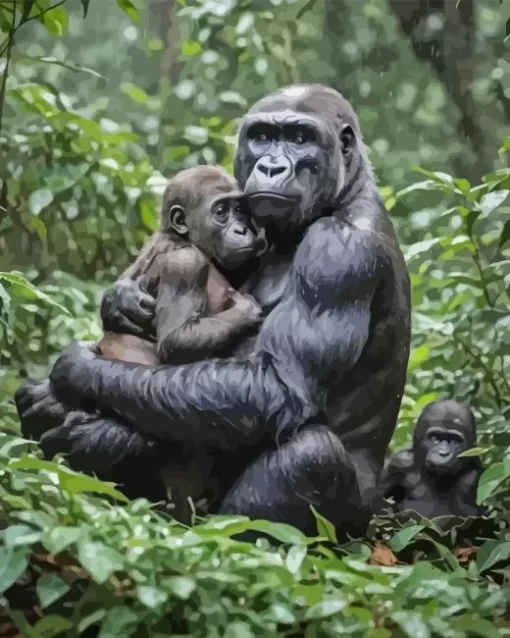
[246,84,359,133]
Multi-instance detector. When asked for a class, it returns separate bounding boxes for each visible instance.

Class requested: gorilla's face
[234,86,357,231]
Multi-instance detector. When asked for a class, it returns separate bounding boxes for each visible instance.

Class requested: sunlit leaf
[29,188,54,216]
[117,0,140,23]
[77,541,123,584]
[0,546,29,594]
[38,5,68,36]
[37,573,71,609]
[310,506,337,543]
[476,540,510,574]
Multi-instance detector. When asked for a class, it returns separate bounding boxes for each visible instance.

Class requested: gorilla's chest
[244,254,292,314]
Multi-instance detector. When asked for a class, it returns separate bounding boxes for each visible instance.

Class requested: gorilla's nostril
[234,226,248,236]
[257,164,286,178]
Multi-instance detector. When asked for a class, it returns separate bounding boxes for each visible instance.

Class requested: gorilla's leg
[218,425,370,540]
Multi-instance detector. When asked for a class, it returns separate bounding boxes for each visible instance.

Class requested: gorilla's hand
[101,278,156,338]
[15,379,70,441]
[49,341,98,409]
[40,410,158,475]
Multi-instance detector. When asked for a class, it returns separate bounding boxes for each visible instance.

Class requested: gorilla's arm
[48,218,384,456]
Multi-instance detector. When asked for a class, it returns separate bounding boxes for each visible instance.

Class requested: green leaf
[3,524,41,547]
[43,526,84,555]
[0,546,29,594]
[21,0,36,22]
[58,472,128,502]
[476,540,510,574]
[117,0,140,23]
[182,40,201,56]
[164,576,196,600]
[478,190,509,216]
[0,274,70,315]
[38,5,68,36]
[268,603,296,624]
[136,585,168,609]
[77,541,123,584]
[405,238,441,261]
[310,506,337,543]
[391,611,430,638]
[458,447,490,458]
[498,219,510,252]
[389,525,424,552]
[80,0,91,18]
[29,188,54,216]
[98,607,139,638]
[36,573,71,609]
[16,55,103,79]
[285,545,307,574]
[120,82,148,104]
[33,615,73,636]
[247,520,308,545]
[225,622,255,638]
[304,599,347,620]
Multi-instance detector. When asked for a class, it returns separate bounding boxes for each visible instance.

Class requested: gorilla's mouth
[247,192,299,218]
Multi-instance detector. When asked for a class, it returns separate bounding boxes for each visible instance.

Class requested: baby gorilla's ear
[168,205,188,237]
[340,124,355,156]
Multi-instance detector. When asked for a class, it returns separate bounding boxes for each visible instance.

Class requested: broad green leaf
[476,540,510,574]
[136,585,168,609]
[268,603,295,624]
[77,541,123,584]
[164,576,196,600]
[304,598,347,620]
[458,447,490,458]
[478,190,509,216]
[225,622,254,638]
[29,188,54,216]
[285,545,307,574]
[98,607,139,638]
[389,525,424,552]
[36,573,71,609]
[247,519,308,545]
[0,275,70,314]
[391,611,430,638]
[0,546,29,594]
[33,615,73,636]
[58,472,128,502]
[42,526,85,554]
[405,238,441,261]
[3,524,41,547]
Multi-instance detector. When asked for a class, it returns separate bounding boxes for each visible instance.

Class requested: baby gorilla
[95,165,267,521]
[98,165,267,365]
[380,399,483,519]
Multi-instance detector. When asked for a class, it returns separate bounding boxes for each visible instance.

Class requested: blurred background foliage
[2,0,510,634]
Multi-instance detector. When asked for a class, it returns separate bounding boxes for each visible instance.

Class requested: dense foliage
[1,0,510,635]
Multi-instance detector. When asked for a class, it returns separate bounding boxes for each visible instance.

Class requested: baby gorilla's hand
[233,293,263,324]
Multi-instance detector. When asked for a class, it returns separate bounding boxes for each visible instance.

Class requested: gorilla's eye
[294,131,305,144]
[430,435,439,443]
[214,202,230,222]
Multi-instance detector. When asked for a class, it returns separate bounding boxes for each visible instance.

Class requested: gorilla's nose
[256,156,292,180]
[234,225,248,236]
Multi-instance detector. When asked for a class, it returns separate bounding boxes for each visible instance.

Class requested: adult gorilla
[15,85,411,538]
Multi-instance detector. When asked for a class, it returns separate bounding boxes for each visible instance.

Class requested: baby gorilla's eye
[257,132,268,142]
[214,202,230,222]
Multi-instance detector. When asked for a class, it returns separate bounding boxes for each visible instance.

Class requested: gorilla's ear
[169,205,188,237]
[340,124,355,155]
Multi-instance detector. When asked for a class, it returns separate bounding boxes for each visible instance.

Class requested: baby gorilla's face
[201,194,268,269]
